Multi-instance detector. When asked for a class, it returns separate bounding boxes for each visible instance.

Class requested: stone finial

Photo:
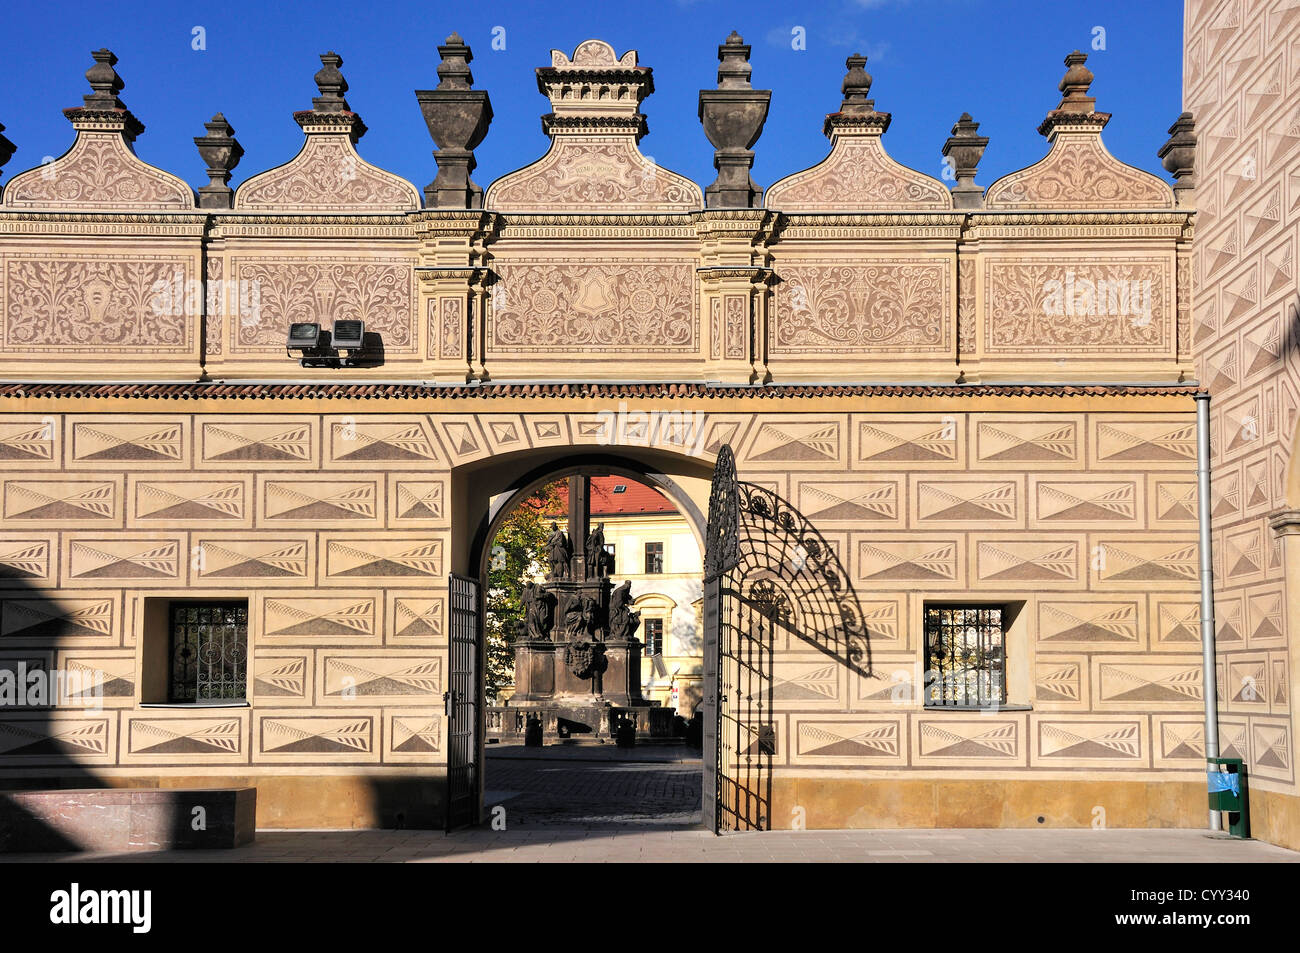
[84,48,127,109]
[1037,50,1109,137]
[295,51,366,141]
[698,32,771,208]
[942,113,989,209]
[312,51,350,113]
[193,113,244,210]
[823,54,890,137]
[63,49,144,139]
[840,54,874,112]
[435,32,473,89]
[0,123,16,175]
[1158,111,1196,205]
[415,34,493,208]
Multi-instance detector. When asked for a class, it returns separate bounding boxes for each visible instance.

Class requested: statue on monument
[564,593,598,638]
[545,521,572,580]
[586,522,607,578]
[522,582,555,640]
[608,579,641,641]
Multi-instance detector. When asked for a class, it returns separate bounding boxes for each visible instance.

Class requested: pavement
[3,746,1297,862]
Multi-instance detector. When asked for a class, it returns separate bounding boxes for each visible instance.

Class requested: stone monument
[489,474,674,743]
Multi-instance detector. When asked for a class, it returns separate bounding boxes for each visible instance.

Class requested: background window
[644,541,664,574]
[169,602,248,703]
[924,605,1005,707]
[643,617,664,656]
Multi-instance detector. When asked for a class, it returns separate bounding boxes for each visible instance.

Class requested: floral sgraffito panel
[764,137,951,212]
[486,141,700,213]
[771,260,950,354]
[489,259,697,353]
[984,134,1173,210]
[1,133,192,211]
[2,254,193,353]
[229,258,416,355]
[984,258,1172,354]
[234,136,419,213]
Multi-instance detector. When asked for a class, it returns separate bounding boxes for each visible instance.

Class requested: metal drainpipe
[1196,392,1221,832]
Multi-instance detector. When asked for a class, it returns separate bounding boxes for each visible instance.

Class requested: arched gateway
[2,33,1248,839]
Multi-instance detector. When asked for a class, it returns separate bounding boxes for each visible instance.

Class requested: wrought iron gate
[446,572,482,830]
[703,445,872,833]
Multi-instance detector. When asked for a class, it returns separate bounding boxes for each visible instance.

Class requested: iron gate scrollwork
[446,573,482,830]
[703,445,872,833]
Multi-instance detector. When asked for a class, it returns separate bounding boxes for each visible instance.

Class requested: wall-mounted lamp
[331,320,365,353]
[284,320,373,368]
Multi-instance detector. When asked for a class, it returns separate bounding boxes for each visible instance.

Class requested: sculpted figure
[522,582,555,640]
[545,522,572,580]
[608,579,641,641]
[586,523,607,578]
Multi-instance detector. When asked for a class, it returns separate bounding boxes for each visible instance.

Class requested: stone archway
[447,445,714,828]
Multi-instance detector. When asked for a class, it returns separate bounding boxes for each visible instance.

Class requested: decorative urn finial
[942,113,989,209]
[698,31,771,208]
[1037,50,1109,137]
[1158,111,1196,206]
[822,53,890,137]
[193,113,244,210]
[414,32,493,208]
[294,51,366,141]
[63,49,144,139]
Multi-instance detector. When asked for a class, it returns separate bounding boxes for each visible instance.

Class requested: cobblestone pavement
[483,751,703,828]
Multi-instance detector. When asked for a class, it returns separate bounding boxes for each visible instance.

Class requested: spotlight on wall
[331,320,365,353]
[286,322,322,355]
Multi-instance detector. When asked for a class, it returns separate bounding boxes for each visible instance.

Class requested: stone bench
[0,788,256,852]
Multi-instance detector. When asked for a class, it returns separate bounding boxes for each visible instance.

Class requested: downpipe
[1196,393,1221,832]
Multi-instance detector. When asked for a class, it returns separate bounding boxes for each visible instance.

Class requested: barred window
[169,602,248,703]
[924,605,1005,708]
[644,618,664,656]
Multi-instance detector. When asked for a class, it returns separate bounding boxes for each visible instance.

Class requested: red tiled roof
[0,381,1204,400]
[539,475,675,517]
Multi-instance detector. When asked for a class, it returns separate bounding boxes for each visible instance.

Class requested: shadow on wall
[0,578,110,851]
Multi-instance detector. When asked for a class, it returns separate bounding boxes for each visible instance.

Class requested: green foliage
[483,482,562,700]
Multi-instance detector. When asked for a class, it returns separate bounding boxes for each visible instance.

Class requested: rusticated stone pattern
[2,133,192,211]
[2,254,194,353]
[489,260,697,353]
[235,136,419,212]
[1186,0,1300,797]
[229,258,415,354]
[984,134,1173,209]
[771,261,950,354]
[0,406,1203,786]
[764,137,951,212]
[983,259,1171,354]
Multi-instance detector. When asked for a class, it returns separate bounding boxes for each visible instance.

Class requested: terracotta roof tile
[0,382,1203,400]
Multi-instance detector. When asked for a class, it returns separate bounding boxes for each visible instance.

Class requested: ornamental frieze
[2,133,193,211]
[2,254,194,352]
[229,257,415,353]
[488,260,697,353]
[771,260,950,354]
[983,259,1171,352]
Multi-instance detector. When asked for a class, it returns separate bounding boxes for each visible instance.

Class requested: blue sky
[0,0,1185,196]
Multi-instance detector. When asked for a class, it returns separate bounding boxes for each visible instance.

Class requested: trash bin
[1207,757,1250,838]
